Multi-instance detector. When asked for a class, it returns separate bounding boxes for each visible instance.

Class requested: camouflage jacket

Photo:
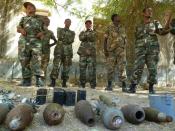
[42,28,56,54]
[78,29,96,56]
[135,20,163,46]
[56,27,75,56]
[17,15,44,38]
[57,27,75,45]
[105,24,127,52]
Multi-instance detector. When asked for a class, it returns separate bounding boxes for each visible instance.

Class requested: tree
[0,0,22,58]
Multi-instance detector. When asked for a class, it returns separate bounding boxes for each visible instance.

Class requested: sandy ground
[0,79,175,131]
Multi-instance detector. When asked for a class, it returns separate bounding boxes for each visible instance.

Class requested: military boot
[105,81,113,91]
[49,78,56,87]
[18,78,31,86]
[122,81,127,92]
[36,76,44,87]
[91,86,96,89]
[149,84,155,94]
[80,83,85,88]
[62,80,67,88]
[127,83,136,93]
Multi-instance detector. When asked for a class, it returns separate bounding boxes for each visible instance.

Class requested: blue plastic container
[149,94,175,121]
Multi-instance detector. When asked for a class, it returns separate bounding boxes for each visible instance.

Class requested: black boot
[18,78,31,86]
[36,76,44,87]
[90,84,96,89]
[49,78,56,87]
[127,83,136,93]
[122,81,127,92]
[105,81,113,91]
[62,80,67,88]
[80,83,85,88]
[149,84,155,94]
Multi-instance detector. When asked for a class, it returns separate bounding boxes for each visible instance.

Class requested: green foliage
[38,0,55,6]
[37,0,87,19]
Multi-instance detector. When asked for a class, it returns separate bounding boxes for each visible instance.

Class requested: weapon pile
[0,89,173,130]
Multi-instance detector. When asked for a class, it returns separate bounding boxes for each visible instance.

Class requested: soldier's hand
[36,32,44,39]
[20,29,27,36]
[104,34,108,38]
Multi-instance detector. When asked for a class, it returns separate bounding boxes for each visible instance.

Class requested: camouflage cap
[23,2,36,9]
[85,20,92,24]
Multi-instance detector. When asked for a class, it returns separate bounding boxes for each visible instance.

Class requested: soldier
[17,2,45,87]
[104,14,127,91]
[50,19,75,87]
[127,7,170,94]
[41,17,57,79]
[77,20,96,89]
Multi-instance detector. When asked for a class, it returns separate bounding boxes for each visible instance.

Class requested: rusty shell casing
[75,100,95,127]
[143,107,173,122]
[121,104,145,124]
[5,104,34,131]
[43,103,65,126]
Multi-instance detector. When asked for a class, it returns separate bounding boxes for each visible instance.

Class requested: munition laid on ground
[75,100,95,127]
[102,107,124,130]
[5,104,35,131]
[99,95,116,107]
[43,103,65,126]
[121,104,145,124]
[97,95,124,130]
[143,107,173,122]
[0,103,12,124]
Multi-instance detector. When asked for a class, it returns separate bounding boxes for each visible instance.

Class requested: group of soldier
[17,2,174,94]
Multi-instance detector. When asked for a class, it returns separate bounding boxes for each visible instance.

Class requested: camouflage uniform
[17,15,44,78]
[78,29,96,88]
[105,24,127,85]
[130,21,162,85]
[50,27,75,82]
[41,28,56,78]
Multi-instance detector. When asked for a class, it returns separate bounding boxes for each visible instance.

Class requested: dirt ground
[0,79,175,131]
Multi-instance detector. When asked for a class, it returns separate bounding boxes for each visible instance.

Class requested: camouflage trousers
[18,36,44,78]
[79,55,96,87]
[18,36,32,78]
[50,45,72,81]
[131,40,159,85]
[41,53,50,78]
[106,48,126,83]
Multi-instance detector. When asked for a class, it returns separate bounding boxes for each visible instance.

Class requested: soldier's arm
[79,31,87,41]
[36,19,45,39]
[155,28,170,35]
[67,31,75,43]
[104,26,109,57]
[57,28,64,41]
[17,17,26,36]
[49,32,57,47]
[121,27,127,45]
[154,20,170,35]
